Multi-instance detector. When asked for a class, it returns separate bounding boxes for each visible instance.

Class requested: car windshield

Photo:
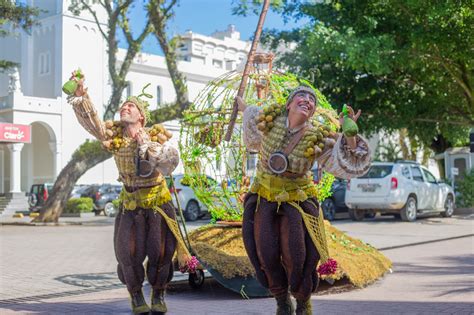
[360,165,393,178]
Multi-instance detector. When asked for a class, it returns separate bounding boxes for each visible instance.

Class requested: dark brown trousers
[114,202,177,293]
[242,193,320,300]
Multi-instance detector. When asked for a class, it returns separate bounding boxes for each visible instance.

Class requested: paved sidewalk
[1,214,473,314]
[1,236,473,314]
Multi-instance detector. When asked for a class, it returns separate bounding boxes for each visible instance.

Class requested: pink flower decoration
[317,258,338,276]
[179,256,199,274]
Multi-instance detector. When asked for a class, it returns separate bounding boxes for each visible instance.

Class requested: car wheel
[365,210,376,219]
[28,194,38,208]
[441,195,454,217]
[184,200,200,221]
[104,202,117,217]
[400,196,417,222]
[188,269,205,289]
[348,208,365,221]
[322,199,336,221]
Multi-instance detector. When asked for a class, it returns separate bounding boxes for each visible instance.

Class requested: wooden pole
[224,0,271,142]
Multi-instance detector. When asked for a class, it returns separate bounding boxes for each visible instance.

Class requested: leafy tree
[0,1,40,71]
[240,0,473,154]
[36,0,190,222]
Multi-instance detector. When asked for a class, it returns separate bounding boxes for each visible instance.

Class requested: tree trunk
[34,141,111,223]
[398,129,410,160]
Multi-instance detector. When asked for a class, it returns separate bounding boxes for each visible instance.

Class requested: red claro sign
[0,123,31,143]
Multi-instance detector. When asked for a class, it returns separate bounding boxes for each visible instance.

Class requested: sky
[120,0,308,55]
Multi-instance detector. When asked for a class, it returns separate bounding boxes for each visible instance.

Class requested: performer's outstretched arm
[238,96,263,152]
[317,105,371,179]
[66,74,107,141]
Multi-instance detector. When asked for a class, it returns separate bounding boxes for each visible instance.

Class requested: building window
[126,81,132,98]
[213,59,223,68]
[38,52,51,76]
[194,43,203,53]
[156,86,162,106]
[122,81,132,101]
[453,157,467,180]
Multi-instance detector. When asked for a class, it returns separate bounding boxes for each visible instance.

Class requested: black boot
[275,293,294,315]
[295,298,312,315]
[150,289,167,314]
[129,289,151,315]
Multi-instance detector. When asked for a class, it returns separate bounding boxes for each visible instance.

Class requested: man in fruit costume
[238,86,371,315]
[66,72,194,315]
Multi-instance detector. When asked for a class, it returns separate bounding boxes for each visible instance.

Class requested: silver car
[345,161,455,221]
[166,174,213,221]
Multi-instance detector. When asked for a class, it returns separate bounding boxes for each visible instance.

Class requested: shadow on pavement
[1,296,473,314]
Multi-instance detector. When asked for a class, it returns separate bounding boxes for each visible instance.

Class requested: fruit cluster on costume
[256,103,285,133]
[102,121,172,152]
[102,120,126,151]
[302,121,337,159]
[148,124,173,144]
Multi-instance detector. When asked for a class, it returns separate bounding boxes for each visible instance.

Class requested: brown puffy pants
[242,193,320,300]
[114,202,177,294]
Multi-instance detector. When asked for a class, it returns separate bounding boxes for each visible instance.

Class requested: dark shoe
[150,289,167,314]
[295,298,312,315]
[275,293,294,315]
[130,290,151,315]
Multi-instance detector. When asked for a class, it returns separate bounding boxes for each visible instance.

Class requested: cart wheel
[188,269,205,289]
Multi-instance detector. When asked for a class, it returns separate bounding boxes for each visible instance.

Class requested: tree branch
[148,0,189,109]
[78,0,107,39]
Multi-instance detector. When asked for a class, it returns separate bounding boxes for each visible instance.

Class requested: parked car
[321,178,349,221]
[345,161,455,222]
[28,183,54,212]
[70,185,90,199]
[312,171,375,221]
[166,174,216,221]
[80,184,122,216]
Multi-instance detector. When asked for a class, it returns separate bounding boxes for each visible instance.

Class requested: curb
[454,207,474,215]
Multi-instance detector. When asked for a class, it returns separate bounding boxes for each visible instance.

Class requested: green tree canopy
[242,0,473,152]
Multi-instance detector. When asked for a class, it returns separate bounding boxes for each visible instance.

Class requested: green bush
[457,169,474,208]
[64,197,94,214]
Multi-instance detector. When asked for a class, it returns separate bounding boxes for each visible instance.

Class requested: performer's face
[287,91,316,121]
[120,102,144,125]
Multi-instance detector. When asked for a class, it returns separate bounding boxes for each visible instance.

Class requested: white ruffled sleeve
[318,134,371,179]
[242,105,263,152]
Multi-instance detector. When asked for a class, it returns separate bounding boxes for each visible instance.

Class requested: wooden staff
[224,0,271,142]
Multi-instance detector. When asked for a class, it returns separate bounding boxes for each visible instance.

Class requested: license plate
[358,183,380,192]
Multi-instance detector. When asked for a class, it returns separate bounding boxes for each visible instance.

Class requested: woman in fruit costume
[64,71,195,315]
[238,86,371,315]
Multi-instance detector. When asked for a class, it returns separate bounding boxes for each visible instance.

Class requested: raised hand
[70,71,87,97]
[338,105,361,125]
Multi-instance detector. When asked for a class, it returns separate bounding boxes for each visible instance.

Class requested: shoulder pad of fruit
[147,124,173,144]
[310,119,338,139]
[102,120,125,152]
[256,103,285,133]
[104,120,123,140]
[302,122,338,159]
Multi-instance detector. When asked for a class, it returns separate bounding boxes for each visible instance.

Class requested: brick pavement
[1,215,473,314]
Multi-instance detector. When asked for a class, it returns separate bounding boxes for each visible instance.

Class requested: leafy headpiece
[125,83,153,126]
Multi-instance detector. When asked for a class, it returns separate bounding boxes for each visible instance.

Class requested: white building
[0,0,252,196]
